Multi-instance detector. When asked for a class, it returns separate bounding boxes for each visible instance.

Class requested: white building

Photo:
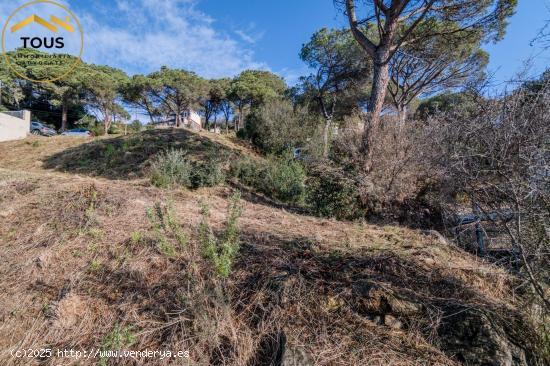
[0,110,31,142]
[151,110,202,131]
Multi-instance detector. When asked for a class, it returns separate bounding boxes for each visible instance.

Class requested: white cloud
[0,0,269,78]
[79,0,268,78]
[234,22,265,44]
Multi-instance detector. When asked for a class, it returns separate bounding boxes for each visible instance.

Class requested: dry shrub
[331,114,440,221]
[427,75,550,318]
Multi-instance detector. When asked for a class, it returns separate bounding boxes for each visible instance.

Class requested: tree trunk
[61,101,68,131]
[364,55,391,171]
[397,104,407,125]
[236,104,243,131]
[204,114,210,131]
[323,117,332,158]
[104,114,111,136]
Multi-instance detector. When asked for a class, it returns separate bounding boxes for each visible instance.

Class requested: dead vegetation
[0,131,546,365]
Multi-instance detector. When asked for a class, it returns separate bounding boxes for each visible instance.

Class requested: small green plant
[150,149,192,188]
[89,259,102,271]
[146,201,188,256]
[130,231,143,245]
[86,227,103,240]
[99,324,136,366]
[83,187,98,226]
[103,144,117,159]
[199,191,243,278]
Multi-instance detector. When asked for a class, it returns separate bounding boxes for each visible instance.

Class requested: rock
[353,280,422,317]
[324,295,345,312]
[282,345,314,366]
[384,314,403,330]
[248,332,313,366]
[248,332,286,366]
[422,229,449,246]
[438,309,530,366]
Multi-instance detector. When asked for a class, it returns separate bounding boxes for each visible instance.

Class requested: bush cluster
[150,149,225,189]
[230,156,307,204]
[306,164,365,220]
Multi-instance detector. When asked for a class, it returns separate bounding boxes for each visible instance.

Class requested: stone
[353,280,422,316]
[384,314,403,330]
[282,345,314,366]
[438,309,530,366]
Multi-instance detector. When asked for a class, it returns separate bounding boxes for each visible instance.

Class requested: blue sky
[1,0,549,88]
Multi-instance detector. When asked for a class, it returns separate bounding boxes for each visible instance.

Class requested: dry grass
[0,131,542,365]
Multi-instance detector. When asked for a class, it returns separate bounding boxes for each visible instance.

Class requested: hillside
[0,130,544,365]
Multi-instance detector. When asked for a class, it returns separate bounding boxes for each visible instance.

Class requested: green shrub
[103,144,118,159]
[241,99,319,154]
[199,192,243,278]
[230,156,306,204]
[263,157,306,204]
[306,165,365,220]
[191,162,225,189]
[99,324,136,366]
[150,149,192,188]
[229,157,263,187]
[151,149,225,189]
[89,124,104,136]
[129,120,142,133]
[108,123,122,134]
[146,201,188,256]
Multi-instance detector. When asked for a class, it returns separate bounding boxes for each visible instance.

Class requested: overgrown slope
[0,131,545,365]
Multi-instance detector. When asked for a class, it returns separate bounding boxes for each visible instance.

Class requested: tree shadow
[42,129,236,180]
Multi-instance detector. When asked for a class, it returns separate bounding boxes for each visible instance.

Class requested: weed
[98,324,136,366]
[89,259,102,271]
[103,144,117,159]
[199,191,243,278]
[158,236,176,257]
[86,227,103,240]
[150,149,192,188]
[130,231,143,245]
[146,201,188,257]
[83,186,98,226]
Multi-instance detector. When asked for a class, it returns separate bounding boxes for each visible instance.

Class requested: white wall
[0,110,30,142]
